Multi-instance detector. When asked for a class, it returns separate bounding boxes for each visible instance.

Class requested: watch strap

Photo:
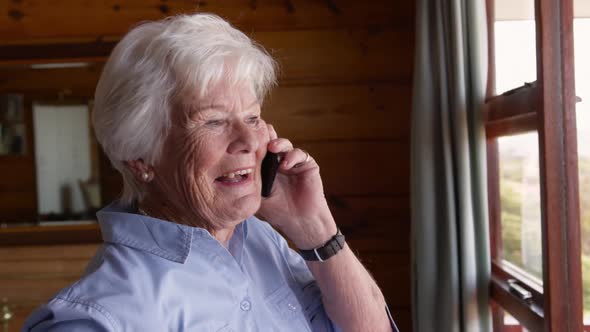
[298,228,345,262]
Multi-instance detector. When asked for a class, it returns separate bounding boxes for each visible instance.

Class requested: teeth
[221,168,253,178]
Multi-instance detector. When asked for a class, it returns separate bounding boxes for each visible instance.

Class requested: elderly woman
[23,14,397,332]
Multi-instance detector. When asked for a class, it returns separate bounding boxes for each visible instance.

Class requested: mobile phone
[261,152,280,197]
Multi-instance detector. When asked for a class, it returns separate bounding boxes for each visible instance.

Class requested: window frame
[485,0,583,331]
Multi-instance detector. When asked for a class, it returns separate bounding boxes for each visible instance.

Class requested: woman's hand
[256,124,337,249]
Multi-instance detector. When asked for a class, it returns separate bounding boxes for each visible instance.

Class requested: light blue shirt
[22,202,397,332]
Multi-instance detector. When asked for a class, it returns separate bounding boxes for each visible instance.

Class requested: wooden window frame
[485,0,583,331]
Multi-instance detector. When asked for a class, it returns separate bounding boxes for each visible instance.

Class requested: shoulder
[22,295,120,332]
[24,243,166,331]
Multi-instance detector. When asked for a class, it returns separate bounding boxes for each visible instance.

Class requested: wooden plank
[485,113,537,138]
[356,251,410,309]
[0,28,412,86]
[484,82,538,122]
[0,243,99,260]
[330,195,410,252]
[0,156,36,222]
[0,0,412,42]
[299,140,410,196]
[0,65,102,97]
[265,84,411,141]
[537,0,583,330]
[0,191,36,210]
[0,259,89,275]
[258,28,413,85]
[329,195,409,229]
[387,308,412,332]
[0,277,83,303]
[0,209,37,223]
[0,225,102,246]
[0,157,36,190]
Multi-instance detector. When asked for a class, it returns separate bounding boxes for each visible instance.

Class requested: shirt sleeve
[21,297,117,332]
[264,224,400,332]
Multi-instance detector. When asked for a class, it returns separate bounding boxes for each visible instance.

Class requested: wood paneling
[0,157,36,222]
[0,157,36,190]
[0,65,102,97]
[0,0,411,42]
[0,224,102,246]
[0,244,99,331]
[265,84,411,141]
[300,141,410,196]
[0,0,415,330]
[257,28,413,85]
[358,251,411,308]
[1,28,412,83]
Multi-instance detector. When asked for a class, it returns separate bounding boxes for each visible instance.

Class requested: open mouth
[215,168,253,184]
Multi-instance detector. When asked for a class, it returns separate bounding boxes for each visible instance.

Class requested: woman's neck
[137,199,236,248]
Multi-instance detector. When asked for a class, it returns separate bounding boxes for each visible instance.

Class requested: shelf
[0,223,101,246]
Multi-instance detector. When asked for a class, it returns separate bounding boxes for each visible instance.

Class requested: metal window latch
[507,279,533,302]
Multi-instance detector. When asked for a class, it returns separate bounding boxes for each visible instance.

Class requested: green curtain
[411,0,491,331]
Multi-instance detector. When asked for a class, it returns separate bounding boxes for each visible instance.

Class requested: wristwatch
[298,228,346,262]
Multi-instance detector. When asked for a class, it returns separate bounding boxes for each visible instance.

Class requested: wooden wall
[0,243,100,330]
[0,1,415,330]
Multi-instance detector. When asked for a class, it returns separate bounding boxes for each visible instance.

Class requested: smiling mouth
[215,168,253,183]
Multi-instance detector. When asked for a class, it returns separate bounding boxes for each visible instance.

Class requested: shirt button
[240,299,251,311]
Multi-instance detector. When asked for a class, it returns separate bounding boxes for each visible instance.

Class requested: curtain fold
[411,0,491,331]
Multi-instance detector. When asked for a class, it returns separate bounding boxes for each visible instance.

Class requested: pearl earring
[142,172,149,181]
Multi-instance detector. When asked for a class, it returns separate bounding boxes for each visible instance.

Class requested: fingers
[268,138,293,154]
[280,148,314,170]
[265,124,315,172]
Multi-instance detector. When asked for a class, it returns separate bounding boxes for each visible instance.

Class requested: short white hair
[92,13,277,205]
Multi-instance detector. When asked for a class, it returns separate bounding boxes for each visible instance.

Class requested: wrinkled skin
[133,81,336,247]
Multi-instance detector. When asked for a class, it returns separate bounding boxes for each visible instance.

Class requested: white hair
[92,13,277,205]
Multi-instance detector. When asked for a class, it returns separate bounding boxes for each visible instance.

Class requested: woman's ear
[125,159,154,182]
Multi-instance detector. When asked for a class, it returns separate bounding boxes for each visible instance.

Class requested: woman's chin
[222,193,261,222]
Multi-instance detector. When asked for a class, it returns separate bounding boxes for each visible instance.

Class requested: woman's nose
[227,122,258,154]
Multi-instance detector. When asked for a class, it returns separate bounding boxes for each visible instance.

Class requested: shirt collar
[96,201,251,264]
[97,201,198,264]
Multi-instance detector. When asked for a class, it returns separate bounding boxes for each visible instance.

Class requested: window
[574,14,590,325]
[486,0,583,330]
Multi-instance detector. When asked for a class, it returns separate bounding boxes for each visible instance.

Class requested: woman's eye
[205,119,225,127]
[247,116,260,125]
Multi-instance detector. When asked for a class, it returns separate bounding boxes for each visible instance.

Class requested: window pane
[574,16,590,323]
[494,0,537,94]
[498,133,543,281]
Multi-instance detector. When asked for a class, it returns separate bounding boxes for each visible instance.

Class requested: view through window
[495,7,590,325]
[574,17,590,324]
[494,0,543,286]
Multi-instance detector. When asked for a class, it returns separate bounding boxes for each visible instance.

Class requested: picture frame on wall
[0,94,26,155]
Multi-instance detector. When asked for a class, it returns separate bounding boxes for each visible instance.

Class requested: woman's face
[153,81,269,230]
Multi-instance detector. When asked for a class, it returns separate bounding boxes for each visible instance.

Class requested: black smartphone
[261,152,280,197]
